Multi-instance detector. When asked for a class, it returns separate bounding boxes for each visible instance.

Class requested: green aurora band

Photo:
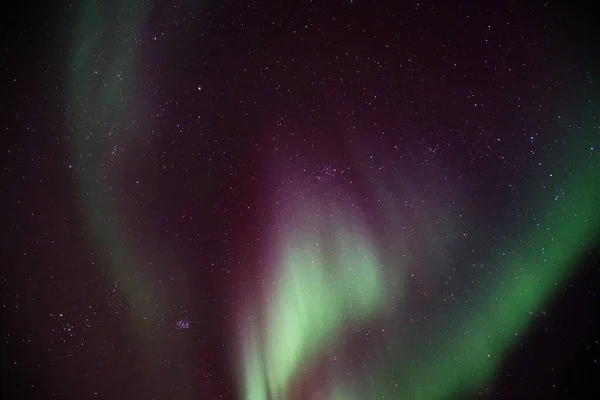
[240,198,385,400]
[373,138,600,400]
[67,0,170,354]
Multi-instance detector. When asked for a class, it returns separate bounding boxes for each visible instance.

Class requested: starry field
[2,0,599,399]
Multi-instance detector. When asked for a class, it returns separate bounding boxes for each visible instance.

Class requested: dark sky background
[1,0,599,399]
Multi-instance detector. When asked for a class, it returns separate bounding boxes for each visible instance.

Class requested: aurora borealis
[2,0,600,399]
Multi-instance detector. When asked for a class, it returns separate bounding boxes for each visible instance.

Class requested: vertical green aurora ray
[240,196,385,399]
[67,0,167,341]
[242,325,269,400]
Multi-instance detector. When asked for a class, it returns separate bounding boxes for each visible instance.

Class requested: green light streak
[407,143,599,399]
[241,202,385,399]
[67,0,166,337]
[349,138,600,400]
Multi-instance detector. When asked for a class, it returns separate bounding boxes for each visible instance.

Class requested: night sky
[2,0,600,399]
